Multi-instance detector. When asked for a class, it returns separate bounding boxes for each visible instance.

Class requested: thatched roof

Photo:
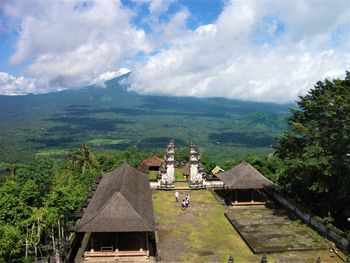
[76,162,155,232]
[138,156,164,173]
[216,161,275,189]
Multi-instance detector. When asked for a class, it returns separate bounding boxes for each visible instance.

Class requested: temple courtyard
[152,189,346,263]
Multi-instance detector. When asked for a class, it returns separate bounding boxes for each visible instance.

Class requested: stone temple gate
[158,139,175,187]
[189,139,206,188]
[157,139,206,188]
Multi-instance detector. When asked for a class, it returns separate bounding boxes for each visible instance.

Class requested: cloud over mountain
[1,0,349,102]
[129,0,350,103]
[3,0,149,90]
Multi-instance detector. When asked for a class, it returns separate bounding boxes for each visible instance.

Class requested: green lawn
[152,190,345,262]
[153,190,258,262]
[175,168,185,181]
[148,171,158,181]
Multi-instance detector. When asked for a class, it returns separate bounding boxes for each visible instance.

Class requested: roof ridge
[120,164,154,229]
[117,162,127,191]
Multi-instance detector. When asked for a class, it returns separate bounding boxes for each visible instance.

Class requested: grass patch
[87,138,126,145]
[153,190,258,262]
[35,149,68,157]
[175,168,184,181]
[148,171,158,181]
[174,182,189,189]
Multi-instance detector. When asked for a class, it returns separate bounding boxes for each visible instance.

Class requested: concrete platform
[225,204,327,253]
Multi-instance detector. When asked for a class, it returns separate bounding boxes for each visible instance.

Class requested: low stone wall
[150,180,224,189]
[150,182,160,189]
[266,190,349,251]
[204,180,223,189]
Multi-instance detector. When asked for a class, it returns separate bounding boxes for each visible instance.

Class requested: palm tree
[70,144,99,173]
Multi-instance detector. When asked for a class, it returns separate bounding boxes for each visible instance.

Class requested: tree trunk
[25,226,29,258]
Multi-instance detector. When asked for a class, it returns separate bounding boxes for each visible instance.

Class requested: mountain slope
[0,75,292,162]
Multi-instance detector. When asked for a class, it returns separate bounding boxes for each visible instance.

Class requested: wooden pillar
[90,233,94,252]
[235,189,238,203]
[146,232,149,256]
[115,233,119,252]
[251,189,254,202]
[140,233,143,251]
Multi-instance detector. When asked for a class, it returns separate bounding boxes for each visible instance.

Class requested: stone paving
[226,204,326,253]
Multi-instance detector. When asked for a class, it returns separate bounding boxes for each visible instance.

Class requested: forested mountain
[0,74,291,163]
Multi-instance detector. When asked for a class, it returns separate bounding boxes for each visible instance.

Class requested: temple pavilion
[138,155,165,173]
[216,161,275,205]
[74,162,156,262]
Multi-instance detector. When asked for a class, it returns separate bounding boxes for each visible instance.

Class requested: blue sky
[0,0,349,102]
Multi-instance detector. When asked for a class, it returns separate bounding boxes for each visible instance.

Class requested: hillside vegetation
[0,73,348,262]
[0,75,290,163]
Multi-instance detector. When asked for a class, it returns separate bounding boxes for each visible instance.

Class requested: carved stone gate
[158,139,175,187]
[189,139,206,188]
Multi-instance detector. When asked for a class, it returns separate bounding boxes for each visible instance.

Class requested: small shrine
[189,139,206,188]
[158,139,175,187]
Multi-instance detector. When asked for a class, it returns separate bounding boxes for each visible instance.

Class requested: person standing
[182,199,186,210]
[186,194,190,204]
[175,191,179,202]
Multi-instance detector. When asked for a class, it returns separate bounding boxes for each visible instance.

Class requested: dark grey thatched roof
[216,161,275,189]
[76,162,155,232]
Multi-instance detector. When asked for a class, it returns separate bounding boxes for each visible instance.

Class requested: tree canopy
[0,144,101,262]
[275,72,350,224]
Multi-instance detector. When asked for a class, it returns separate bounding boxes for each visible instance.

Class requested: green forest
[0,74,290,165]
[0,73,349,262]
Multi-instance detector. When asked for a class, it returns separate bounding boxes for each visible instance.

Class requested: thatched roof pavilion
[216,161,274,189]
[76,162,155,232]
[137,156,164,173]
[216,162,274,205]
[74,162,156,261]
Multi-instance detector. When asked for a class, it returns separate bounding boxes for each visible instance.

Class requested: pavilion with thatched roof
[138,156,164,173]
[216,161,275,205]
[74,162,156,262]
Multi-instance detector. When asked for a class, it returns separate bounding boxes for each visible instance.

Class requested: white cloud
[0,72,48,95]
[3,0,150,90]
[1,0,349,102]
[90,68,131,86]
[129,0,350,103]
